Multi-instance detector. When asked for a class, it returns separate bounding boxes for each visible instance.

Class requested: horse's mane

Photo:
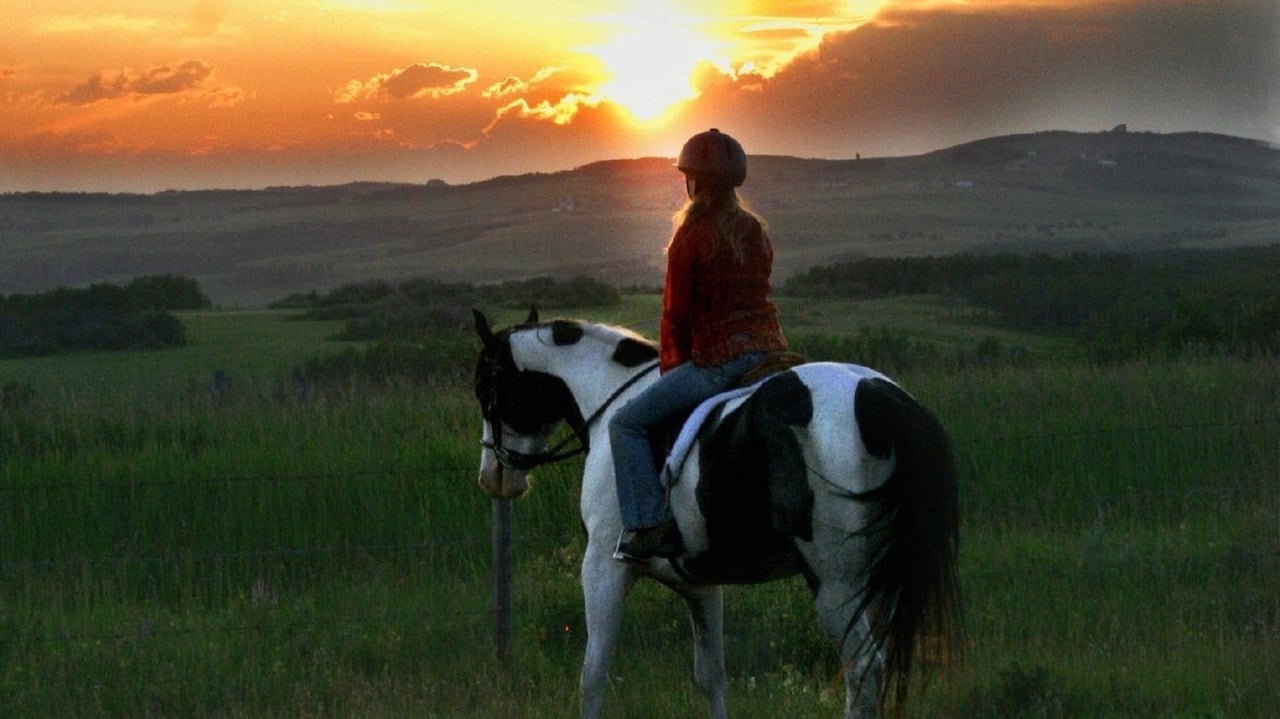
[579,320,656,349]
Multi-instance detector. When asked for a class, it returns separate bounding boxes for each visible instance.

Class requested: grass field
[1,298,1277,717]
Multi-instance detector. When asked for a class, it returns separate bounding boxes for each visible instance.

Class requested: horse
[471,308,962,719]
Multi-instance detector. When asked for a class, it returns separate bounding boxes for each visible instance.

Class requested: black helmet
[676,128,747,187]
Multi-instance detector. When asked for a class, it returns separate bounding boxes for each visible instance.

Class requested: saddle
[647,350,807,472]
[651,351,813,585]
[738,351,807,387]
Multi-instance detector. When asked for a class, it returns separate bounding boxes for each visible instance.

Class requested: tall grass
[1,309,1277,717]
[915,356,1280,718]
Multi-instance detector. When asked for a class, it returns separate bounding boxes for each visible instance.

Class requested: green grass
[2,299,1277,717]
[0,310,350,404]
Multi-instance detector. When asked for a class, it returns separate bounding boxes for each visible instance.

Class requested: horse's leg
[814,583,883,719]
[578,543,634,719]
[674,584,728,719]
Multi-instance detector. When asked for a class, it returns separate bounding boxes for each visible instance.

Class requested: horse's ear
[472,309,495,347]
[526,305,539,324]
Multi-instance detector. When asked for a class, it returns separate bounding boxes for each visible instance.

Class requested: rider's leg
[609,353,763,560]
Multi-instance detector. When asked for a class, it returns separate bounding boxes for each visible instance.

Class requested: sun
[585,4,725,125]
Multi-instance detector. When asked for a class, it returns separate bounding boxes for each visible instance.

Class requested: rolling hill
[1,129,1276,308]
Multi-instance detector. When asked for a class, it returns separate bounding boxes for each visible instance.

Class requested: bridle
[480,359,659,472]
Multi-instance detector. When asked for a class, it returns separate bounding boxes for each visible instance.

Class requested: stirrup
[612,521,683,562]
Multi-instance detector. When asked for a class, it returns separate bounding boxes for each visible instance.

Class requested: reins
[482,360,659,472]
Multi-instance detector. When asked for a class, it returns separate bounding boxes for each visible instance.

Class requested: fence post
[492,497,513,665]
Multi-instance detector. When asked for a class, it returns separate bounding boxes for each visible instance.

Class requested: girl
[611,128,789,561]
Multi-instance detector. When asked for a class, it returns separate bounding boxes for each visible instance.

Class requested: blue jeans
[609,352,764,530]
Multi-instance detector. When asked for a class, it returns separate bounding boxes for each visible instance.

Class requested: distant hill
[1,130,1276,307]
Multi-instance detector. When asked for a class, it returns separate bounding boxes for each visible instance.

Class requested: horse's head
[471,307,575,499]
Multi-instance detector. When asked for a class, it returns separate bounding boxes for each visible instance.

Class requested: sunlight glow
[322,0,419,11]
[584,3,727,125]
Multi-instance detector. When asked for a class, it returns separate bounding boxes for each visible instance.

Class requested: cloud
[200,85,246,109]
[383,63,475,99]
[486,93,604,132]
[54,60,225,106]
[482,66,566,99]
[748,0,861,18]
[476,64,620,141]
[483,76,528,99]
[686,0,1280,157]
[133,61,217,95]
[9,129,128,159]
[336,63,478,103]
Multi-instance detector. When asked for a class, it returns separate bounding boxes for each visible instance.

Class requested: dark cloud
[55,60,216,106]
[693,0,1279,158]
[483,75,528,98]
[337,63,479,104]
[132,61,216,95]
[380,63,476,99]
[55,74,129,106]
[482,67,567,99]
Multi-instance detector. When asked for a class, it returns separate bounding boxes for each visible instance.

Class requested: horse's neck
[562,360,654,427]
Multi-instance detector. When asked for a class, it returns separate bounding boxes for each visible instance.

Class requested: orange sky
[2,0,1276,192]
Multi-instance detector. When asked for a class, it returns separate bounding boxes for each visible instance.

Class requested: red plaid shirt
[659,212,788,372]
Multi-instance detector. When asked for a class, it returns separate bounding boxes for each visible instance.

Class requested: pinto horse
[472,308,961,719]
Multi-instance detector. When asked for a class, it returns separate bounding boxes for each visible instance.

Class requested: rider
[610,128,789,562]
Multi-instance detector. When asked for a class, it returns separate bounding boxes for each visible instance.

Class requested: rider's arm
[660,224,697,372]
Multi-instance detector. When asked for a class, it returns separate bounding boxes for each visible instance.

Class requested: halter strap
[482,360,659,472]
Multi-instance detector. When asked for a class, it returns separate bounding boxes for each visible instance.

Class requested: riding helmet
[676,128,747,187]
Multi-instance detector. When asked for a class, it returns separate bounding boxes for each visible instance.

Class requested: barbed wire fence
[3,416,1277,654]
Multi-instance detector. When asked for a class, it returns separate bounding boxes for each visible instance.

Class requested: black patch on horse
[549,320,584,346]
[612,337,659,367]
[681,370,815,584]
[854,377,914,460]
[475,330,581,435]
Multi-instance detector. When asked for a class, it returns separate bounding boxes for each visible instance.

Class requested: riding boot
[613,519,684,561]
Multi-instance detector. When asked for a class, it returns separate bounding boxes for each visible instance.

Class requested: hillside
[1,129,1276,307]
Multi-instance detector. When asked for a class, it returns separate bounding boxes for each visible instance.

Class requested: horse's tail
[850,377,963,712]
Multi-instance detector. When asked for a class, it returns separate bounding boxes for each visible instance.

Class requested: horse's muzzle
[478,457,531,499]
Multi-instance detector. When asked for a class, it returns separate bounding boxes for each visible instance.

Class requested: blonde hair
[669,185,767,265]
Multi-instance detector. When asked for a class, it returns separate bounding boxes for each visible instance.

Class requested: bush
[0,279,197,357]
[124,274,211,310]
[285,334,474,399]
[284,275,619,342]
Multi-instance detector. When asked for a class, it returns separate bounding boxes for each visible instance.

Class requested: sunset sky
[3,0,1276,193]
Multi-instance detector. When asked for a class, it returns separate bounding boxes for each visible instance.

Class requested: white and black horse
[472,308,961,719]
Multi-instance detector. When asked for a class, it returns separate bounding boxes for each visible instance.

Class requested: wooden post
[492,497,513,665]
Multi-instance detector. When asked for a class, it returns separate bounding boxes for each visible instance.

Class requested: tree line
[4,247,1276,367]
[0,275,208,358]
[271,274,620,342]
[778,246,1280,361]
